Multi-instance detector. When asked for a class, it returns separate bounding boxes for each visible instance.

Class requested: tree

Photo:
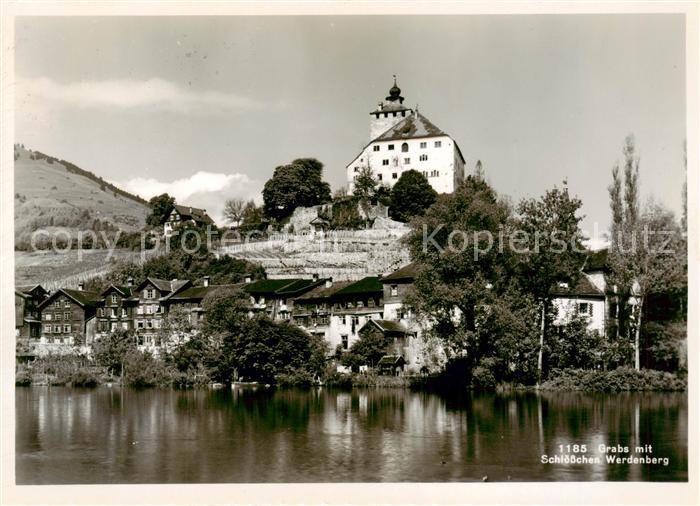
[92,329,136,377]
[342,328,392,370]
[262,158,331,221]
[404,176,513,377]
[223,198,246,226]
[146,193,175,227]
[389,169,438,222]
[352,166,378,201]
[516,185,586,380]
[158,305,194,353]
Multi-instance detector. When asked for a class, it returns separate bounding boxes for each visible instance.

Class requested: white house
[346,78,466,195]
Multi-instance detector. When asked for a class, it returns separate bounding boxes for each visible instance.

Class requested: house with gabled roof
[95,279,137,336]
[15,284,48,342]
[163,276,244,327]
[163,204,215,237]
[346,78,466,195]
[37,284,101,353]
[244,275,327,320]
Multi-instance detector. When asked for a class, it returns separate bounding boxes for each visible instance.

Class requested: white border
[0,2,697,505]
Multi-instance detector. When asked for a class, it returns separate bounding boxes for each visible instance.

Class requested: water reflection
[16,387,687,484]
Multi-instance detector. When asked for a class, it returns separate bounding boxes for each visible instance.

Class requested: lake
[15,386,687,483]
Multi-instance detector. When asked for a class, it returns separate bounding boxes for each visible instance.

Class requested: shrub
[276,369,317,388]
[471,365,497,391]
[323,371,353,389]
[15,369,32,386]
[67,369,100,387]
[540,367,686,392]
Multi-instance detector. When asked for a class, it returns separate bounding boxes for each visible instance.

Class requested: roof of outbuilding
[381,262,419,283]
[377,355,406,365]
[173,204,215,224]
[550,275,605,298]
[366,319,408,334]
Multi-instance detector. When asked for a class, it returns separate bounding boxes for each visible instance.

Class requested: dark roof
[377,355,406,366]
[100,284,133,297]
[16,284,44,294]
[550,275,605,298]
[373,111,446,142]
[173,204,214,224]
[332,276,383,297]
[363,319,408,335]
[39,288,101,309]
[135,277,189,294]
[381,262,419,283]
[276,279,325,296]
[584,248,609,272]
[166,284,242,302]
[293,281,354,302]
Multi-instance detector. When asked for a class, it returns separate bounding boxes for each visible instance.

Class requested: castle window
[392,173,398,179]
[401,111,406,117]
[435,141,442,148]
[382,159,389,166]
[373,145,380,152]
[377,174,383,181]
[420,142,427,148]
[392,112,397,117]
[404,158,410,164]
[342,335,349,350]
[388,144,394,150]
[430,170,440,177]
[375,113,380,119]
[354,167,359,173]
[420,154,428,161]
[383,113,388,118]
[401,143,408,152]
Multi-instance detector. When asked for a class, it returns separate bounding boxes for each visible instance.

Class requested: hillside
[13,145,151,249]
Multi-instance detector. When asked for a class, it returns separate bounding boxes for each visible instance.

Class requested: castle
[346,78,466,194]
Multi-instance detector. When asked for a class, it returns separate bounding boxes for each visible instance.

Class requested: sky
[14,15,686,242]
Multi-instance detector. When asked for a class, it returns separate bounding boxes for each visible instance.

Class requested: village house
[37,283,100,354]
[163,204,215,237]
[15,284,48,340]
[346,78,466,195]
[292,279,353,340]
[162,276,241,327]
[96,279,137,335]
[128,277,191,348]
[244,276,327,320]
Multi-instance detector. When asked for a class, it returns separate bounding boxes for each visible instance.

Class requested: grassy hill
[13,145,151,249]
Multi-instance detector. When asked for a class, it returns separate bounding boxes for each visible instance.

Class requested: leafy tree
[547,315,603,371]
[146,193,176,227]
[223,198,246,226]
[352,166,378,201]
[516,185,586,379]
[262,158,331,221]
[92,329,136,377]
[342,328,392,370]
[389,169,438,222]
[158,305,194,353]
[404,176,513,375]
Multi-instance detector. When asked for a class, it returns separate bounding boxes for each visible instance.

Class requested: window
[351,316,359,326]
[373,145,380,152]
[98,308,103,317]
[382,159,389,166]
[54,301,60,308]
[354,167,359,173]
[64,300,70,308]
[63,324,71,333]
[146,305,153,314]
[419,154,428,161]
[55,313,62,321]
[392,173,398,179]
[146,289,155,299]
[53,325,61,333]
[137,320,144,329]
[377,174,383,181]
[404,158,410,164]
[64,312,70,320]
[43,313,51,320]
[430,170,440,178]
[401,111,406,117]
[420,141,427,149]
[391,285,398,296]
[388,144,394,150]
[137,306,144,315]
[111,308,117,317]
[121,308,127,317]
[44,324,51,333]
[146,320,153,329]
[422,171,428,177]
[122,322,128,330]
[357,300,364,308]
[434,141,442,147]
[341,335,349,350]
[401,142,409,152]
[578,302,593,316]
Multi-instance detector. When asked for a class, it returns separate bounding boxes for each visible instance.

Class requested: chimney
[127,277,134,287]
[77,281,84,291]
[244,274,252,284]
[325,277,333,289]
[203,276,210,288]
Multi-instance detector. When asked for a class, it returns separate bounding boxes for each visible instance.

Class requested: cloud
[15,76,262,113]
[112,171,262,225]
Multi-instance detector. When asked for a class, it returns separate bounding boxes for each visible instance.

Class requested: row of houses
[15,250,616,373]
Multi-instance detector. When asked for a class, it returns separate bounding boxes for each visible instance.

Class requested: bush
[323,371,353,389]
[15,369,32,386]
[123,350,174,388]
[276,369,317,388]
[540,367,686,392]
[67,369,100,387]
[471,364,497,391]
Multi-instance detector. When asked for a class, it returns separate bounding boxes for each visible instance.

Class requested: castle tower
[369,76,414,140]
